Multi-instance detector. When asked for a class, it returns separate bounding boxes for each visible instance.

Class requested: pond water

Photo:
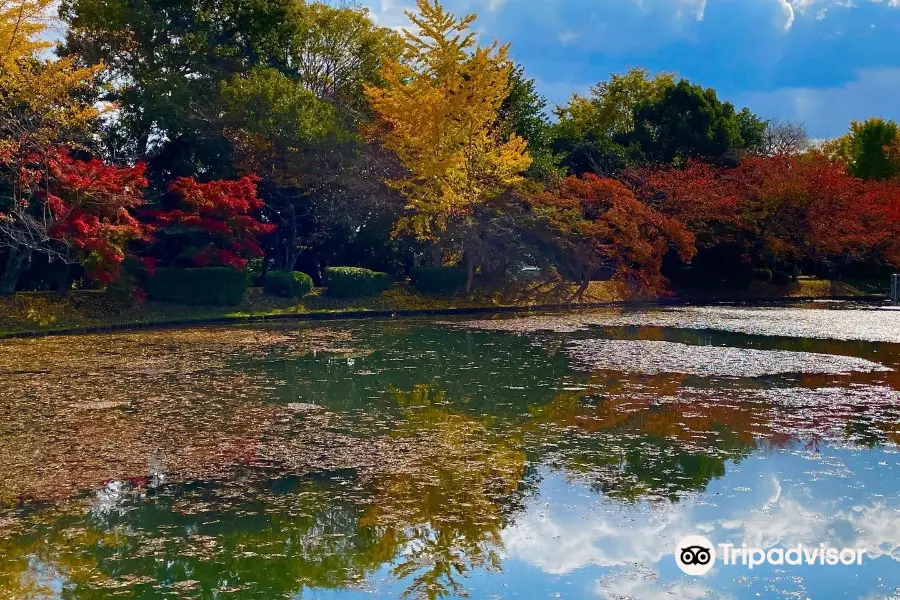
[1,304,900,599]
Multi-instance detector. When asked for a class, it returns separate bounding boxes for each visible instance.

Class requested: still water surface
[1,304,899,599]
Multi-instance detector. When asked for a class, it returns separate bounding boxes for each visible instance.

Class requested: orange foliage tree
[522,174,695,298]
[632,153,900,275]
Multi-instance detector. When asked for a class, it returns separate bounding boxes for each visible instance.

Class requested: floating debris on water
[565,339,891,377]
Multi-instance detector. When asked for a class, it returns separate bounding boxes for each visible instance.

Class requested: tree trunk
[56,262,71,295]
[571,273,589,303]
[260,253,270,280]
[430,242,442,268]
[285,203,299,272]
[0,247,28,296]
[465,255,476,297]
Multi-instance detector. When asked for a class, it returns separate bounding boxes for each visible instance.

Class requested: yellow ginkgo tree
[0,0,100,144]
[0,0,104,293]
[364,0,531,281]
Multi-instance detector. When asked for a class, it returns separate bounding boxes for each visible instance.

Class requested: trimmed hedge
[772,270,793,286]
[324,266,392,298]
[410,267,467,293]
[146,268,249,306]
[264,270,313,298]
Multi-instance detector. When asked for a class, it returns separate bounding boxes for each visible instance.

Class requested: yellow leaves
[6,57,102,126]
[364,0,531,241]
[0,0,102,145]
[0,0,54,63]
[820,134,853,167]
[555,67,676,140]
[403,0,477,79]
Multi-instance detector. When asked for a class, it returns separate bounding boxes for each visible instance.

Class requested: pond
[1,304,899,599]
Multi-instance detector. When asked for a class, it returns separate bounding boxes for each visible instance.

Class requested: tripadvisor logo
[675,535,717,575]
[674,535,867,575]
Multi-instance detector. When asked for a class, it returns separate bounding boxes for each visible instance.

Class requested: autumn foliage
[4,0,900,298]
[0,148,149,283]
[525,175,695,295]
[632,153,900,274]
[141,176,276,270]
[45,151,150,283]
[364,0,530,241]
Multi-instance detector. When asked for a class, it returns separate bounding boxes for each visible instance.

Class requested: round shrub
[264,270,313,298]
[772,270,793,286]
[146,268,249,305]
[324,267,392,298]
[409,267,467,294]
[753,268,773,283]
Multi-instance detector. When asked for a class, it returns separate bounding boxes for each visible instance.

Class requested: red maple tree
[631,152,900,271]
[141,175,277,270]
[0,148,150,284]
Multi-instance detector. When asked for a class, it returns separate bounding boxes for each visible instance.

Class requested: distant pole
[893,274,900,306]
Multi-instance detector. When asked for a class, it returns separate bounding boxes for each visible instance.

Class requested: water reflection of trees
[0,384,531,600]
[245,323,573,417]
[3,320,900,598]
[360,385,528,599]
[523,372,787,502]
[0,478,388,598]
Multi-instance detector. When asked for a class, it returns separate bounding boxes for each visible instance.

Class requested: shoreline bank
[0,280,885,340]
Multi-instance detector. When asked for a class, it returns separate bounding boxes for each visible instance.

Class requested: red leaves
[142,175,276,270]
[1,143,277,283]
[47,150,148,214]
[168,175,265,216]
[628,160,736,231]
[19,148,151,283]
[527,174,696,293]
[632,152,900,268]
[140,256,158,275]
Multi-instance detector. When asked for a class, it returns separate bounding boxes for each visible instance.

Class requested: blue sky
[363,0,900,139]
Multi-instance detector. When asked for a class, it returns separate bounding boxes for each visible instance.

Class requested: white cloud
[792,0,819,13]
[729,481,900,562]
[364,0,506,28]
[366,0,409,28]
[696,0,708,20]
[502,486,701,574]
[778,0,797,30]
[500,476,703,575]
[786,0,900,26]
[633,0,707,21]
[502,468,900,588]
[595,575,730,600]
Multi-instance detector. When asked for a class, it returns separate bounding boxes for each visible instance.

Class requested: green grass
[672,278,872,300]
[0,278,876,338]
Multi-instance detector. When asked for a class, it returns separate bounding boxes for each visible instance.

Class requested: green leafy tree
[551,68,676,175]
[825,118,900,180]
[626,79,766,164]
[736,107,768,155]
[60,0,403,278]
[498,65,562,180]
[60,0,297,166]
[578,68,677,138]
[59,0,398,170]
